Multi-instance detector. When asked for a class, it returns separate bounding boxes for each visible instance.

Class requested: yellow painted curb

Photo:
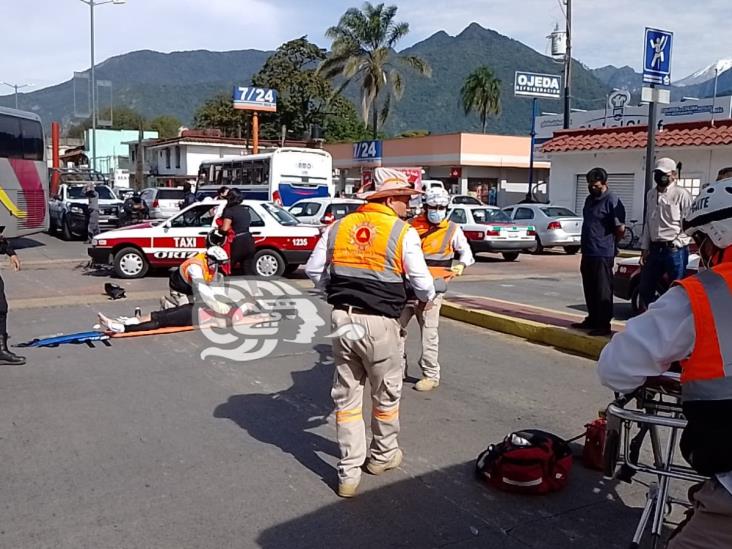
[440,301,608,360]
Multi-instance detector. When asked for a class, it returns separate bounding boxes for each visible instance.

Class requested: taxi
[88,200,320,278]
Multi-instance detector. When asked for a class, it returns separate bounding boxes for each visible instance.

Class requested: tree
[319,2,431,137]
[149,115,182,139]
[460,66,502,133]
[192,93,248,137]
[252,36,371,143]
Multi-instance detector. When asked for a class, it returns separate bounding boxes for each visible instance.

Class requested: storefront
[326,133,549,207]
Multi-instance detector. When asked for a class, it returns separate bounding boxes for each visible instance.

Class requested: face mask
[588,187,603,198]
[427,209,446,224]
[654,171,671,187]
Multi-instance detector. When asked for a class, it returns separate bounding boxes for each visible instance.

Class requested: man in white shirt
[306,180,436,498]
[598,178,732,548]
[639,157,693,308]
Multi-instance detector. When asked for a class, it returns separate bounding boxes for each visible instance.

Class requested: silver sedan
[502,204,583,254]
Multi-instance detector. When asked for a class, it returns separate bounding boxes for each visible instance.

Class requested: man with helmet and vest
[98,246,231,334]
[306,175,436,499]
[598,177,732,548]
[399,186,474,391]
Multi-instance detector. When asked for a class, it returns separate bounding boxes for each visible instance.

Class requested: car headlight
[70,206,84,214]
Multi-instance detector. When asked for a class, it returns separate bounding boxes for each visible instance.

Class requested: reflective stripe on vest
[180,253,214,285]
[676,264,732,401]
[327,202,408,283]
[411,216,457,267]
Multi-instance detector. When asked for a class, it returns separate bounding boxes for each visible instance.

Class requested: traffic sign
[232,86,278,112]
[643,28,673,86]
[514,71,562,100]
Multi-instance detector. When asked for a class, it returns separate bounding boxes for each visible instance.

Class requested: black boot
[0,334,25,365]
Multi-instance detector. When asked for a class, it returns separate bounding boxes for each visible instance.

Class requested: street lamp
[2,82,30,110]
[77,0,126,172]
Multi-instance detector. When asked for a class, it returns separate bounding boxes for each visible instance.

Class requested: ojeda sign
[514,71,562,100]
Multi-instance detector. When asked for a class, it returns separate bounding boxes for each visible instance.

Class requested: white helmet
[206,246,229,264]
[424,187,450,207]
[683,177,732,249]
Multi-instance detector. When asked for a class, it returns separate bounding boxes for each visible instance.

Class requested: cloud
[0,0,729,95]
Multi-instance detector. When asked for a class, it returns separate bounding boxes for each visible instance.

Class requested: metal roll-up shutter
[575,173,635,216]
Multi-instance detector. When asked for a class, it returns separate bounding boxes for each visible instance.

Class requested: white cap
[654,157,677,174]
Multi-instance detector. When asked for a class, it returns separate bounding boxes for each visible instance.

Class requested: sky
[1,0,730,96]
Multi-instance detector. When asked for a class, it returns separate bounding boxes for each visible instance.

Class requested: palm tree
[318,2,431,137]
[460,67,502,133]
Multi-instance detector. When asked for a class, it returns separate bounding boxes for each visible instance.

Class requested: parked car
[450,194,483,206]
[88,200,320,279]
[613,254,700,313]
[422,180,445,190]
[288,197,365,225]
[140,187,186,219]
[49,183,124,240]
[502,204,583,254]
[448,205,536,261]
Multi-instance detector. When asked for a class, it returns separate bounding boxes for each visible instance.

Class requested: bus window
[21,119,44,161]
[0,114,22,158]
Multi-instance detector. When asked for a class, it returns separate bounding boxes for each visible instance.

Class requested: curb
[440,301,609,360]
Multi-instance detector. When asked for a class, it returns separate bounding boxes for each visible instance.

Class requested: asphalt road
[0,261,680,549]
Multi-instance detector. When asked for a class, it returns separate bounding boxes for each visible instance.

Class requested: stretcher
[109,326,196,338]
[603,373,709,549]
[15,331,110,348]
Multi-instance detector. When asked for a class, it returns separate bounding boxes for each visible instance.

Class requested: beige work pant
[331,308,403,484]
[399,294,443,380]
[667,479,732,549]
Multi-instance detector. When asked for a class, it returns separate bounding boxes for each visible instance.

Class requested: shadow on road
[255,458,654,549]
[8,236,47,250]
[213,343,339,486]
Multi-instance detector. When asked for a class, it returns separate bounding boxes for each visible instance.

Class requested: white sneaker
[97,313,125,333]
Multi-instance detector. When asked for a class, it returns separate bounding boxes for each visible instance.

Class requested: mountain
[0,24,611,137]
[676,59,732,87]
[591,65,643,95]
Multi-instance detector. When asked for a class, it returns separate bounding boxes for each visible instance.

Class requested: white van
[422,180,445,190]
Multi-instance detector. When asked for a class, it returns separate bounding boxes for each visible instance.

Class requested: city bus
[196,147,333,207]
[0,107,49,237]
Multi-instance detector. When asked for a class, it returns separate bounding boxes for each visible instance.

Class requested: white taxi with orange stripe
[88,200,320,278]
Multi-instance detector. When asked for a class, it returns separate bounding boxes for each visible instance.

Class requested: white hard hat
[424,187,450,207]
[206,246,229,263]
[683,177,732,249]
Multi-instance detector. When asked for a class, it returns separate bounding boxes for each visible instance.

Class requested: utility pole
[2,82,30,110]
[562,0,572,129]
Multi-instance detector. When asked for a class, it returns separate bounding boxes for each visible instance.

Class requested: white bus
[0,107,49,237]
[197,147,333,207]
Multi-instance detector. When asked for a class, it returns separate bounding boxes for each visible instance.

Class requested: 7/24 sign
[353,140,383,163]
[232,86,278,112]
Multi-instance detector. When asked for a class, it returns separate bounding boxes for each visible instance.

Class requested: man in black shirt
[0,234,24,365]
[573,168,626,336]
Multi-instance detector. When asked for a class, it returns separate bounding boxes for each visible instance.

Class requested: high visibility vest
[326,202,410,318]
[675,262,732,401]
[674,260,732,475]
[410,214,457,279]
[179,252,215,285]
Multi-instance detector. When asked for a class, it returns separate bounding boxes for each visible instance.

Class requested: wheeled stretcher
[603,373,709,549]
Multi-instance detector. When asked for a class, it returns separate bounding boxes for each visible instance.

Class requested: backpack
[475,429,573,494]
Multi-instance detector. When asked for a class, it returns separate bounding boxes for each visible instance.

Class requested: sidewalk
[441,293,624,360]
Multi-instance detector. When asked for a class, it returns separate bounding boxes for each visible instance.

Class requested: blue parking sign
[643,28,673,86]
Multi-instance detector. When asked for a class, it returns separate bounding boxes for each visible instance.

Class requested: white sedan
[448,205,536,261]
[88,200,321,278]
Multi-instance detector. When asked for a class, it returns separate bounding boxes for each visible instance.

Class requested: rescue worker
[598,177,732,548]
[305,179,436,498]
[0,232,24,365]
[161,246,229,309]
[85,183,100,243]
[399,187,474,391]
[99,246,231,333]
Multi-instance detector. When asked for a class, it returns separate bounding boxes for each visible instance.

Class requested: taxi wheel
[502,252,520,262]
[252,249,285,278]
[113,247,149,279]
